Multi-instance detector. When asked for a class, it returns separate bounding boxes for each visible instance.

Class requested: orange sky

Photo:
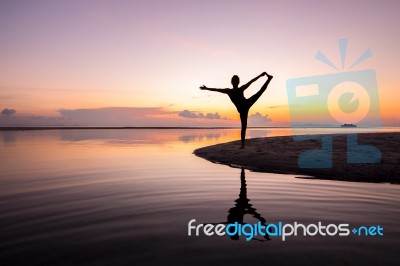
[0,0,399,127]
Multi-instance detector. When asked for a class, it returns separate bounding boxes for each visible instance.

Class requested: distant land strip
[0,126,296,131]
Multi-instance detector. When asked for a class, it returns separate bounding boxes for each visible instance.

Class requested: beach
[195,132,400,184]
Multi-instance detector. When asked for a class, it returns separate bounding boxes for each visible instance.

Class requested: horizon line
[0,126,283,131]
[0,126,391,131]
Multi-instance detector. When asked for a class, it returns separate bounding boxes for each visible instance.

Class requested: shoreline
[194,132,400,184]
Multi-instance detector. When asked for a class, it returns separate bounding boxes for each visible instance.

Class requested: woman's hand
[200,85,208,90]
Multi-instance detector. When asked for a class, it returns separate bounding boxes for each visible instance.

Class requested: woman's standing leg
[240,111,248,148]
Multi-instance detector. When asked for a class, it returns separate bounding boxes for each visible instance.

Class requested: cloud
[266,105,286,109]
[205,112,221,119]
[1,108,16,116]
[58,107,170,126]
[248,112,272,126]
[0,107,168,127]
[178,109,222,120]
[179,109,199,118]
[0,114,70,127]
[0,107,237,127]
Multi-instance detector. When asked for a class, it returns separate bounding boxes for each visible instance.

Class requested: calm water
[1,128,399,265]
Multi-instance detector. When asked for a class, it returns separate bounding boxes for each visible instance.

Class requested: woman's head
[231,75,240,88]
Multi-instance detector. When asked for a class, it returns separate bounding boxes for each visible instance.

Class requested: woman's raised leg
[248,75,273,107]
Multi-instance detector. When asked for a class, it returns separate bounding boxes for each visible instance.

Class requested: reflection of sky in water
[2,127,399,147]
[0,128,400,265]
[56,129,234,145]
[248,129,268,138]
[179,133,221,143]
[1,131,16,145]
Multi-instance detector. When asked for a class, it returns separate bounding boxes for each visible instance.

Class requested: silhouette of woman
[200,72,273,148]
[227,168,270,241]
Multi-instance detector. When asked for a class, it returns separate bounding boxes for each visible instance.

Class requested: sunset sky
[0,0,399,127]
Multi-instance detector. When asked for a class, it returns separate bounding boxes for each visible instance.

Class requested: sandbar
[194,132,400,184]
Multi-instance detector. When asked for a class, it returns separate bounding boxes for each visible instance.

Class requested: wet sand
[194,132,400,184]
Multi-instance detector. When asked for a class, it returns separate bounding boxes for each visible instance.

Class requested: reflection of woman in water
[227,168,270,241]
[204,168,269,241]
[200,72,273,148]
